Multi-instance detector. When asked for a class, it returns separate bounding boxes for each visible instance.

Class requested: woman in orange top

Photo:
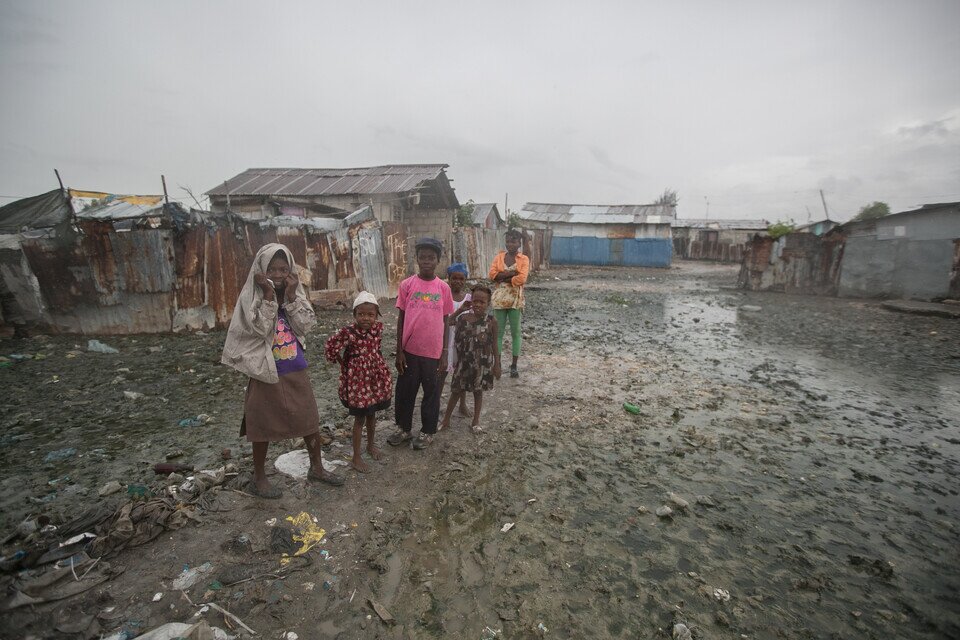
[488,229,530,378]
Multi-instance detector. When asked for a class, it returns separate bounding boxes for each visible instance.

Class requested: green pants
[493,308,522,357]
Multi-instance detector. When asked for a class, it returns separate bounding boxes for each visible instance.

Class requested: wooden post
[54,169,64,191]
[819,189,830,220]
[161,175,170,205]
[225,181,231,211]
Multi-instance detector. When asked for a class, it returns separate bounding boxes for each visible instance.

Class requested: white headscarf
[220,243,309,383]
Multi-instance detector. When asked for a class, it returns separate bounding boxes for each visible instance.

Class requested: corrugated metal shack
[0,189,411,335]
[518,203,674,268]
[469,203,504,230]
[737,229,845,295]
[839,203,960,300]
[450,226,552,280]
[672,218,768,263]
[206,165,459,272]
[738,202,960,300]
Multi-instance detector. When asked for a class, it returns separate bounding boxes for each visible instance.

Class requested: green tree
[852,201,890,221]
[455,199,475,227]
[654,188,678,206]
[767,220,795,240]
[506,211,523,230]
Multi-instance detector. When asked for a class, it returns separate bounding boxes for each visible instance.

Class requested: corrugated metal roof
[674,218,769,230]
[206,165,450,197]
[471,203,500,225]
[519,202,675,225]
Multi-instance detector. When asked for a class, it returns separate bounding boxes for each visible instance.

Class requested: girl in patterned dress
[325,291,393,473]
[439,285,501,433]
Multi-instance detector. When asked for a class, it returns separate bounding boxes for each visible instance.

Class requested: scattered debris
[172,562,214,590]
[500,522,515,533]
[369,598,395,625]
[656,506,673,518]
[44,448,77,463]
[87,339,119,354]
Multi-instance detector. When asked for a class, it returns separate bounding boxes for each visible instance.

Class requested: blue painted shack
[517,202,675,267]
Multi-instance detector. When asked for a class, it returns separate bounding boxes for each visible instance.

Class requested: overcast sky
[1,1,958,221]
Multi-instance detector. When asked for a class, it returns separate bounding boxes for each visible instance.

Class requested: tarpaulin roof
[0,189,72,233]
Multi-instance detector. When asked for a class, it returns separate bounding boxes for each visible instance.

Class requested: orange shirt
[488,251,530,288]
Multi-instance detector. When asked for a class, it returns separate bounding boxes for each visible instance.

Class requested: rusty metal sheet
[174,226,206,308]
[382,222,409,294]
[206,226,252,326]
[605,224,637,240]
[356,226,390,299]
[108,230,176,294]
[20,237,94,311]
[305,231,333,291]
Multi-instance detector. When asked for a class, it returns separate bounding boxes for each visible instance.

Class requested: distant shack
[517,202,675,268]
[672,218,769,263]
[739,202,960,301]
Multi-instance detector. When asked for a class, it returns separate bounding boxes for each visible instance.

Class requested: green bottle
[623,402,640,415]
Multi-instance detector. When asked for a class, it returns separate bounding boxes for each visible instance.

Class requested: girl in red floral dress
[325,292,393,473]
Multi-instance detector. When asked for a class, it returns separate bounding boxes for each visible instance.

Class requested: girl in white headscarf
[221,243,343,498]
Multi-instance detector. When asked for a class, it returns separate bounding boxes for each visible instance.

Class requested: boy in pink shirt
[388,237,454,450]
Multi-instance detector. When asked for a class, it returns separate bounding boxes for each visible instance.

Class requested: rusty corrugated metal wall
[738,231,845,295]
[673,228,752,263]
[0,207,409,335]
[451,227,551,280]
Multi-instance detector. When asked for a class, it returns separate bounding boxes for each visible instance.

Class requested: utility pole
[819,189,830,220]
[703,196,709,220]
[225,181,231,211]
[504,193,508,218]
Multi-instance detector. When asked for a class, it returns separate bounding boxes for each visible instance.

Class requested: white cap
[353,291,379,310]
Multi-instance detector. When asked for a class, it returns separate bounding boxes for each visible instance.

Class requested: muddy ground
[1,261,958,639]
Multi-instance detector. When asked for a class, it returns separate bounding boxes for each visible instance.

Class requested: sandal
[308,467,345,486]
[387,429,413,446]
[250,483,283,499]
[470,423,484,434]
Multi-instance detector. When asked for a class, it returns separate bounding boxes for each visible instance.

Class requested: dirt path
[2,262,959,639]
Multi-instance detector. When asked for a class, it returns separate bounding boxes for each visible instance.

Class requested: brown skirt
[240,368,320,442]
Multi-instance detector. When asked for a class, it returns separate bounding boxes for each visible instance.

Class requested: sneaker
[412,432,433,450]
[387,429,412,446]
[509,365,519,378]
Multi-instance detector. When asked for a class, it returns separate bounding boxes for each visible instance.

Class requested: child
[438,262,472,421]
[324,291,392,473]
[221,243,344,499]
[387,237,454,451]
[440,285,501,433]
[488,229,530,378]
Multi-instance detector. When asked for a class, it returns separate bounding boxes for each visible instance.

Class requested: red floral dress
[324,322,392,416]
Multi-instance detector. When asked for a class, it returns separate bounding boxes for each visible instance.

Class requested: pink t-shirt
[396,275,454,359]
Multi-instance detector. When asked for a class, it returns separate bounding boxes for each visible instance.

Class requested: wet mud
[1,261,958,639]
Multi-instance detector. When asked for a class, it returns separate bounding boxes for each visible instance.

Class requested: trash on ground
[274,449,348,478]
[179,414,212,428]
[656,505,673,518]
[44,448,77,463]
[369,598,396,625]
[673,623,693,640]
[87,339,119,354]
[172,562,214,590]
[152,592,163,602]
[740,305,762,312]
[714,587,731,602]
[123,391,144,400]
[134,620,235,640]
[622,402,641,415]
[98,481,123,496]
[279,512,326,566]
[500,522,515,533]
